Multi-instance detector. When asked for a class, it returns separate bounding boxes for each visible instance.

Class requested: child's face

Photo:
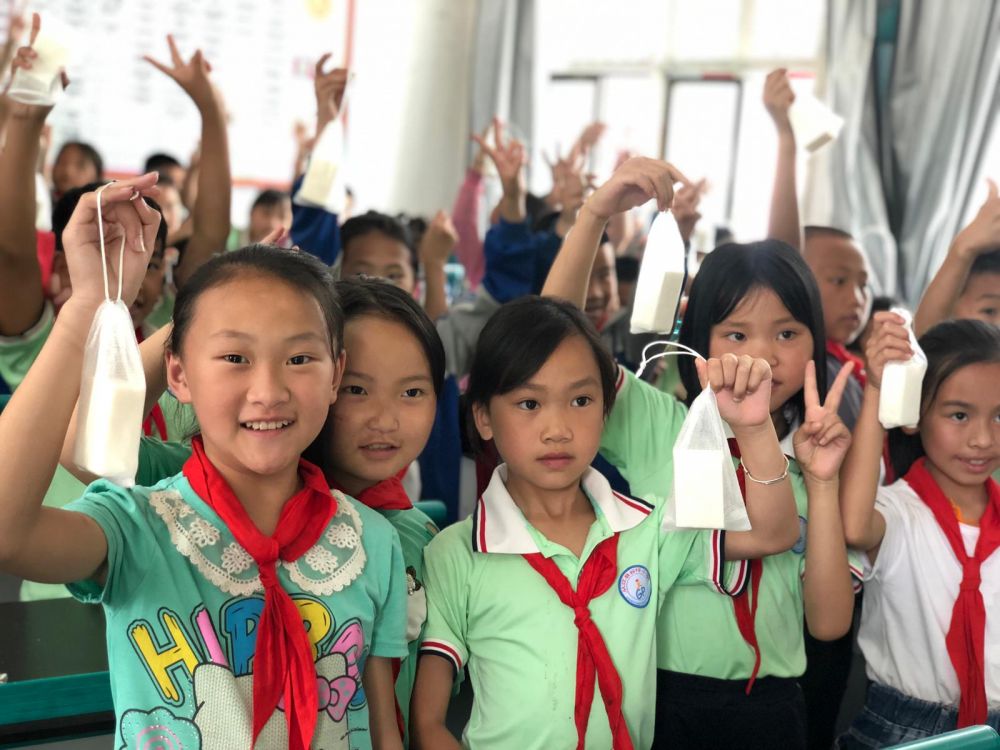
[585,243,620,331]
[475,335,604,495]
[129,244,167,329]
[166,274,342,481]
[708,287,815,415]
[158,184,185,235]
[323,315,437,496]
[249,202,293,244]
[805,234,870,344]
[919,362,1000,492]
[341,234,415,293]
[52,146,99,196]
[953,272,1000,328]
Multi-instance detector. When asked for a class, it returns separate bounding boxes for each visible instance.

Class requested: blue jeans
[838,682,1000,748]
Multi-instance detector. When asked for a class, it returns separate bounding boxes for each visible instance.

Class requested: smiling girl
[839,316,1000,746]
[0,178,407,750]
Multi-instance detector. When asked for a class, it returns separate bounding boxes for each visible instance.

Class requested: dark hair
[887,319,1000,479]
[143,152,182,175]
[465,296,617,453]
[168,244,344,358]
[804,225,855,242]
[55,141,104,181]
[335,277,445,396]
[616,255,640,284]
[52,182,168,257]
[968,249,1000,282]
[871,295,899,315]
[340,211,416,271]
[251,189,291,213]
[678,241,827,426]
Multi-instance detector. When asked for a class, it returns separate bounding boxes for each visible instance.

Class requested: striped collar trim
[471,464,654,554]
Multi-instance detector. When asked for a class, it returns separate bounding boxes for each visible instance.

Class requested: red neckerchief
[182,437,336,750]
[133,326,168,440]
[331,466,412,510]
[904,458,1000,727]
[522,534,634,749]
[727,438,764,694]
[826,340,867,389]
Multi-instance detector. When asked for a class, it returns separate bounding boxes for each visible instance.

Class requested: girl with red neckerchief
[839,315,1000,747]
[0,179,407,750]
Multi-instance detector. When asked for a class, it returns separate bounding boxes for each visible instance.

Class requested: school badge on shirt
[618,565,652,608]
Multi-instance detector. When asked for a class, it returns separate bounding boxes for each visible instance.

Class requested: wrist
[421,257,446,272]
[577,201,612,229]
[949,236,980,264]
[803,473,839,489]
[731,420,778,442]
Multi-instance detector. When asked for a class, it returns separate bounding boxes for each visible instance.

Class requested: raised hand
[863,311,913,389]
[953,180,1000,260]
[763,68,795,133]
[419,210,458,268]
[694,353,773,430]
[470,124,491,175]
[4,13,69,115]
[61,174,162,309]
[793,360,853,482]
[313,52,348,133]
[472,117,526,199]
[568,121,606,164]
[584,156,689,221]
[672,178,707,243]
[143,35,217,111]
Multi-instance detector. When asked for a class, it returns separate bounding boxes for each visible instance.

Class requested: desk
[0,599,112,746]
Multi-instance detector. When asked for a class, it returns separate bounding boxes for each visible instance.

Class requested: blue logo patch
[618,565,652,608]
[792,515,808,554]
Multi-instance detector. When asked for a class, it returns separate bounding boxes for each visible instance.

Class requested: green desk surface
[0,598,112,744]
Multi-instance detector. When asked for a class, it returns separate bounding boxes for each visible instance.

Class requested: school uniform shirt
[858,478,1000,708]
[64,472,408,750]
[600,366,864,679]
[419,464,735,749]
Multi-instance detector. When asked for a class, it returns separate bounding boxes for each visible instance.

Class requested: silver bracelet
[740,455,790,485]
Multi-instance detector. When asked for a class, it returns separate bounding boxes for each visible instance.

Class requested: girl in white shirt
[838,315,1000,747]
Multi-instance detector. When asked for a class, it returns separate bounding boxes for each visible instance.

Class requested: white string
[95,182,112,302]
[94,181,128,303]
[636,339,705,379]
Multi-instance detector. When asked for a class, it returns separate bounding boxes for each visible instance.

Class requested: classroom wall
[346,0,478,216]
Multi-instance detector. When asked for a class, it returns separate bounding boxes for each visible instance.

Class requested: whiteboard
[15,0,349,188]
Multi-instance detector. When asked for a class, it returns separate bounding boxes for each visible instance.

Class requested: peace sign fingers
[824,361,855,416]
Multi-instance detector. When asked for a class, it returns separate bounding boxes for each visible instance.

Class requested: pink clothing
[452,169,485,289]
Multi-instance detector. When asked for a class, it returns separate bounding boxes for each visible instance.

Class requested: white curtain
[468,0,536,162]
[810,0,1000,304]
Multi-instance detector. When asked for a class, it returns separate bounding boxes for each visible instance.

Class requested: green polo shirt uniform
[419,464,737,749]
[600,366,863,679]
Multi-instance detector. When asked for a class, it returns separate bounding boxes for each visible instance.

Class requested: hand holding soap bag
[70,180,162,486]
[644,343,751,532]
[878,308,927,429]
[6,13,74,107]
[630,211,687,334]
[669,384,751,531]
[295,57,351,214]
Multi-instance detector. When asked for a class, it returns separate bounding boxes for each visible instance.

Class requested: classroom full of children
[0,5,999,750]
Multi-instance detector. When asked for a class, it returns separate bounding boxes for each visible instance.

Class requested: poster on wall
[5,0,349,190]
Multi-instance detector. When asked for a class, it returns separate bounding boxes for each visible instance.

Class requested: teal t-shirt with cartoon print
[65,472,408,750]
